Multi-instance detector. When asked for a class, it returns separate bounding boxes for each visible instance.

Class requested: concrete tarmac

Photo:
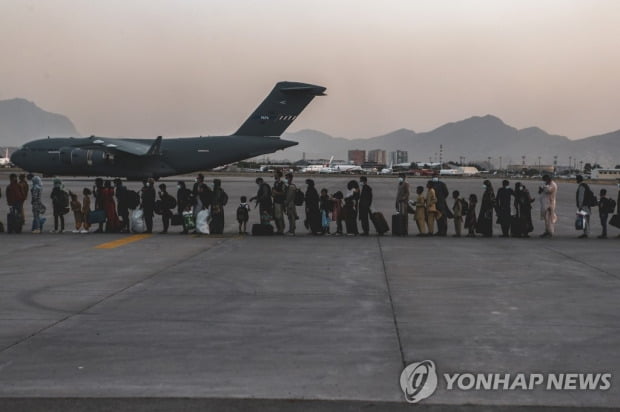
[0,174,618,411]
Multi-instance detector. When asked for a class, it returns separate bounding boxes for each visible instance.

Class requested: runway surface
[0,174,618,411]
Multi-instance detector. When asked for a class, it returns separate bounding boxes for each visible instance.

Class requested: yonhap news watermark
[400,360,612,404]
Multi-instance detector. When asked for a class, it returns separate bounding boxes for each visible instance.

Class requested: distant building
[348,149,366,165]
[390,150,408,165]
[367,149,387,165]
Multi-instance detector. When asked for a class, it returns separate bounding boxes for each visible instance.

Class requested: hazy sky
[1,0,619,140]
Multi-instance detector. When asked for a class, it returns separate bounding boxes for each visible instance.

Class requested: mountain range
[282,116,620,168]
[0,98,617,167]
[0,99,79,147]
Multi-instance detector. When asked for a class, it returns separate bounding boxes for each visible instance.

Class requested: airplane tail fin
[233,81,326,137]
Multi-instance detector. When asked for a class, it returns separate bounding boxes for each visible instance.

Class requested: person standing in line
[69,192,83,233]
[304,179,322,235]
[82,188,92,233]
[431,175,451,236]
[414,186,427,236]
[50,178,68,233]
[102,180,121,232]
[141,178,156,234]
[465,194,478,237]
[284,173,298,235]
[343,180,360,236]
[597,189,612,239]
[319,188,331,235]
[250,177,273,222]
[476,180,496,237]
[452,190,464,237]
[114,179,130,233]
[210,179,228,234]
[237,196,250,234]
[6,173,26,232]
[395,173,410,235]
[331,191,344,235]
[192,173,205,197]
[176,181,193,234]
[93,178,105,233]
[617,180,620,238]
[539,174,558,238]
[514,182,534,238]
[358,176,373,236]
[575,175,594,239]
[496,180,514,237]
[158,183,176,234]
[272,171,286,235]
[18,174,29,225]
[30,176,46,233]
[425,181,439,236]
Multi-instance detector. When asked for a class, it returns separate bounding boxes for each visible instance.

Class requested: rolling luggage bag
[87,210,106,225]
[370,211,389,235]
[392,214,407,236]
[7,208,22,234]
[252,223,274,236]
[610,214,620,229]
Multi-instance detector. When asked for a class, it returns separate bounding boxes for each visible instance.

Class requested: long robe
[476,188,496,236]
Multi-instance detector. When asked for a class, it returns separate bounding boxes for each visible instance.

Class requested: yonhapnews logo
[400,360,612,404]
[399,360,438,403]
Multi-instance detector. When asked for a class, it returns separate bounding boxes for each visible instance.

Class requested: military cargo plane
[11,81,325,179]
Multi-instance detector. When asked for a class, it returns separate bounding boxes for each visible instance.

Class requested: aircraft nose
[10,149,26,168]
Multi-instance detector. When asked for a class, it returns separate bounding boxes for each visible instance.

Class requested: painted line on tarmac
[95,234,153,249]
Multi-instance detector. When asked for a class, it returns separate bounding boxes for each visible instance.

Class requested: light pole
[499,156,502,171]
[569,156,572,172]
[538,156,541,173]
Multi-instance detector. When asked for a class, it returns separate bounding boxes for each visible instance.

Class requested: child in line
[465,194,478,237]
[81,188,92,234]
[237,196,250,234]
[331,191,344,235]
[70,192,83,233]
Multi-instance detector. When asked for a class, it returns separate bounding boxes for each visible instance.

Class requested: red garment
[6,182,26,206]
[102,187,121,232]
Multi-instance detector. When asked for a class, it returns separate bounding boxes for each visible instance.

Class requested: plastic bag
[196,209,210,234]
[131,209,146,233]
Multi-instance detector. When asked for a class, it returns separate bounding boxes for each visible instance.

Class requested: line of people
[2,171,619,238]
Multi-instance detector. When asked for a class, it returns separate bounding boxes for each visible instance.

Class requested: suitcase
[7,210,22,234]
[252,223,274,236]
[392,214,408,236]
[371,211,389,235]
[87,210,106,224]
[610,214,620,229]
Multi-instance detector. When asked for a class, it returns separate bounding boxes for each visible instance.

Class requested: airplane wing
[72,136,162,157]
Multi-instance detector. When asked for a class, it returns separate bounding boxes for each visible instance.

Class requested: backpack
[236,204,249,222]
[605,198,616,214]
[162,193,177,210]
[460,198,469,216]
[58,190,69,209]
[582,183,598,207]
[294,188,304,206]
[127,190,140,209]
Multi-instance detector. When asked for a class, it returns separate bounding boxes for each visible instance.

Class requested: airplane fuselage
[12,135,297,179]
